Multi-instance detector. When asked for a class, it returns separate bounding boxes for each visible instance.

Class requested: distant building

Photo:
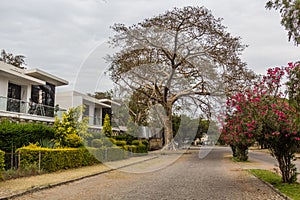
[0,61,68,123]
[56,90,124,133]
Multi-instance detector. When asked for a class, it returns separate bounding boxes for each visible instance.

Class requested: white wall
[0,75,8,97]
[55,91,76,110]
[0,75,8,111]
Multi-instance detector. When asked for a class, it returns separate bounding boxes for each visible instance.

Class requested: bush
[102,138,114,147]
[65,134,83,148]
[91,139,103,148]
[109,138,117,144]
[0,120,55,153]
[123,144,148,155]
[115,140,126,147]
[141,140,149,147]
[17,145,99,172]
[136,144,148,154]
[132,140,140,146]
[0,150,4,180]
[87,147,128,162]
[123,145,137,153]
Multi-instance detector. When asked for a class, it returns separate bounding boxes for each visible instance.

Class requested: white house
[0,61,68,122]
[56,90,123,132]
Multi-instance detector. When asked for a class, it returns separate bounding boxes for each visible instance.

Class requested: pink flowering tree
[257,64,299,183]
[221,91,260,161]
[222,63,300,183]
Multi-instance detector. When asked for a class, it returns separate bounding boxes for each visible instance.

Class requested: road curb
[248,171,292,200]
[0,156,158,200]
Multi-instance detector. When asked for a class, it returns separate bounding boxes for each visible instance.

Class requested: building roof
[98,98,121,106]
[0,61,45,85]
[25,68,68,86]
[0,61,68,86]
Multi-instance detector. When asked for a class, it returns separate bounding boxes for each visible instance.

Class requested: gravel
[13,147,285,200]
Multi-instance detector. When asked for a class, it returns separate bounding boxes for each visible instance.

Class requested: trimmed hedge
[17,146,99,172]
[0,119,55,152]
[17,145,130,173]
[123,144,148,155]
[115,140,126,147]
[87,147,128,162]
[0,150,4,180]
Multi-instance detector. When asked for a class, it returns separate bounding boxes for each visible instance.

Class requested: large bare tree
[108,6,252,149]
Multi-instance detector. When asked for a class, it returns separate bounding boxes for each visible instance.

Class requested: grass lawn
[249,169,300,200]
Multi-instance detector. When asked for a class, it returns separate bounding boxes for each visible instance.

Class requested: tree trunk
[275,151,297,183]
[162,104,175,150]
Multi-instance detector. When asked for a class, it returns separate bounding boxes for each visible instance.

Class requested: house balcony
[0,96,65,123]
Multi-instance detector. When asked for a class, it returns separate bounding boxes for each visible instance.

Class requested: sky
[0,0,299,94]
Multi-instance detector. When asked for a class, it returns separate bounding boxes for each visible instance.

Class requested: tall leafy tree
[266,0,300,45]
[108,6,251,149]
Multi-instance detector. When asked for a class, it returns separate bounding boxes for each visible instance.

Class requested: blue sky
[0,0,299,93]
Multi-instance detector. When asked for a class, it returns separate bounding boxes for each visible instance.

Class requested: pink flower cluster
[221,63,300,146]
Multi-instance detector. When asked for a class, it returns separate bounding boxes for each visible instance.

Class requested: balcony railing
[0,96,66,118]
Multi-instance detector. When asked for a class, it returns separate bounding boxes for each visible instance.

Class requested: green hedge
[17,145,130,172]
[123,144,148,155]
[87,147,128,162]
[0,119,55,152]
[17,146,99,172]
[0,150,4,180]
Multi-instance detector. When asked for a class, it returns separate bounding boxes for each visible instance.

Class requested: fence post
[18,151,21,170]
[38,151,41,173]
[104,148,108,161]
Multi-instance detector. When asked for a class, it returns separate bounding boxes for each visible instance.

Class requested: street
[15,147,284,200]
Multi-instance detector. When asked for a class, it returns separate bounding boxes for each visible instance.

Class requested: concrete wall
[0,75,8,111]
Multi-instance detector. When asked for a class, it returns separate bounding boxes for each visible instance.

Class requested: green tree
[88,90,113,100]
[266,0,300,45]
[0,49,26,68]
[53,106,89,148]
[102,114,112,137]
[108,6,249,149]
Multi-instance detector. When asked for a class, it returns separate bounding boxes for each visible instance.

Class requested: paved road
[15,147,284,200]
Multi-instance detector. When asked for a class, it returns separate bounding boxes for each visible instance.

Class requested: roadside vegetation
[249,169,300,200]
[0,106,149,181]
[221,63,300,183]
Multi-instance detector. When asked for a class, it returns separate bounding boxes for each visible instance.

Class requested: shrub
[136,144,148,154]
[65,134,83,148]
[0,119,55,153]
[91,139,103,148]
[132,140,140,146]
[17,145,99,172]
[141,140,149,147]
[87,147,128,162]
[123,145,137,153]
[102,138,114,147]
[102,114,112,137]
[123,144,148,155]
[109,138,117,144]
[115,140,126,147]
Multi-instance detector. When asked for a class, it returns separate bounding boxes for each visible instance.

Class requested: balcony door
[7,82,21,112]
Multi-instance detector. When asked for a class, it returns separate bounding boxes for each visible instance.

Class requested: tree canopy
[0,49,26,69]
[108,6,253,149]
[266,0,300,45]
